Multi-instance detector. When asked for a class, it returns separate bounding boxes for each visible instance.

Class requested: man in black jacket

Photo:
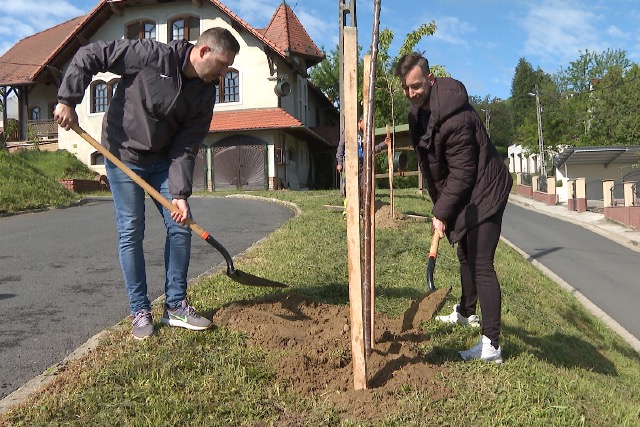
[54,27,240,340]
[394,52,512,363]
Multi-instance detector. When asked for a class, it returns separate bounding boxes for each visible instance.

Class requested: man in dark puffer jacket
[394,52,512,363]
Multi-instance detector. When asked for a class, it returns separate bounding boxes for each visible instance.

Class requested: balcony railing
[27,119,58,140]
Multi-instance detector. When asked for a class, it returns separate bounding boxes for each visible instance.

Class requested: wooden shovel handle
[71,124,206,237]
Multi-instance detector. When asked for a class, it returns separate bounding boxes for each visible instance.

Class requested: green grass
[0,149,105,215]
[1,171,639,425]
[11,149,99,181]
[0,150,82,214]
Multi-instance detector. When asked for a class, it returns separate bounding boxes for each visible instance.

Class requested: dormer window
[127,20,156,40]
[215,68,240,103]
[169,16,200,42]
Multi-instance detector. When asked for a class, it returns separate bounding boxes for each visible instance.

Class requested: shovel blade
[426,256,437,292]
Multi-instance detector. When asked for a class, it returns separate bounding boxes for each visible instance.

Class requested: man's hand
[53,103,78,131]
[336,164,343,173]
[432,216,446,238]
[171,199,190,224]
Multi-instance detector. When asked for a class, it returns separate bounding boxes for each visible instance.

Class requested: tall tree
[308,45,341,106]
[374,22,438,129]
[588,63,640,146]
[555,49,631,94]
[510,58,537,130]
[470,96,513,157]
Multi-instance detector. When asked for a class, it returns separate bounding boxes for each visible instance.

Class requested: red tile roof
[262,2,324,65]
[210,108,303,132]
[0,0,325,87]
[310,126,340,147]
[0,16,85,85]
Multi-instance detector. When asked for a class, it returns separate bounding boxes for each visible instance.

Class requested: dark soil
[213,287,451,423]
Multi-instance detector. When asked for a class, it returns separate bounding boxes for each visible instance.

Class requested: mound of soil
[213,287,451,423]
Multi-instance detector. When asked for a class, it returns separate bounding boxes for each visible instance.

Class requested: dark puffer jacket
[408,77,512,244]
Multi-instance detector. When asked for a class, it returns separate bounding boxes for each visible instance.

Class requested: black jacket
[408,77,512,243]
[57,38,216,199]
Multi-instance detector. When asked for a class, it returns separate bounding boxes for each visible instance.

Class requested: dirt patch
[213,287,451,423]
[374,202,406,228]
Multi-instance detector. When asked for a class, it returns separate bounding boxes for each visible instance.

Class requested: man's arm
[57,39,161,106]
[336,130,345,172]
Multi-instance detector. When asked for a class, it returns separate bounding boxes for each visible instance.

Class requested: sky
[1,0,639,100]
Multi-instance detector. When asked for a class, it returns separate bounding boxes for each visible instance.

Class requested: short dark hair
[394,52,430,79]
[197,27,240,55]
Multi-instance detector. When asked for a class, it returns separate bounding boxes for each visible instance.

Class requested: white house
[507,144,542,176]
[0,0,339,191]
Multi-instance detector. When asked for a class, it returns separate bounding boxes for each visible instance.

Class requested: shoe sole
[133,333,153,340]
[458,351,503,364]
[161,317,211,331]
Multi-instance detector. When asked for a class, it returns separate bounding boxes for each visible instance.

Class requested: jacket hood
[412,77,469,142]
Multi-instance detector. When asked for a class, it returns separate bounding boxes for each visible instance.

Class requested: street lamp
[481,107,490,138]
[528,85,545,179]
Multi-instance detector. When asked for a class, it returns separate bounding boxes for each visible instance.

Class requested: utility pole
[528,85,545,180]
[338,0,356,196]
[481,107,490,138]
[338,0,356,138]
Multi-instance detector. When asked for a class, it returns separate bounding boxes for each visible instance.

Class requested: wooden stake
[364,0,383,351]
[386,125,394,217]
[362,54,373,355]
[343,26,367,391]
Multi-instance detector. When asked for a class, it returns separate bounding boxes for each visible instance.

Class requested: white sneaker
[459,335,503,364]
[435,304,480,327]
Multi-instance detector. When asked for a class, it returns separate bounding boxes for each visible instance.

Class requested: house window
[215,69,239,103]
[91,151,104,166]
[90,79,120,113]
[169,16,200,41]
[127,20,156,40]
[30,107,41,120]
[92,82,108,113]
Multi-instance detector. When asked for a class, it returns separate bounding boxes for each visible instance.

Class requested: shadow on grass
[504,325,619,375]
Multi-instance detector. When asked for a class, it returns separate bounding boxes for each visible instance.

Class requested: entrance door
[213,144,266,190]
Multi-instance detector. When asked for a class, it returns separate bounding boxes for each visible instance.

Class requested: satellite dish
[274,80,291,97]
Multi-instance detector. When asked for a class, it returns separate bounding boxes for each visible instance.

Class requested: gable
[0,0,325,88]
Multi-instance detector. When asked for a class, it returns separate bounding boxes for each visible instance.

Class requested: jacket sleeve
[373,140,388,154]
[57,39,161,106]
[431,121,478,224]
[167,101,214,199]
[336,130,345,166]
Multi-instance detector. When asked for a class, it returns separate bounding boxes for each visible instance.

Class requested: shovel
[72,124,286,288]
[426,232,440,292]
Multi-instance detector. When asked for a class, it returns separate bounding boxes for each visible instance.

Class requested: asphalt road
[0,196,294,400]
[502,202,640,342]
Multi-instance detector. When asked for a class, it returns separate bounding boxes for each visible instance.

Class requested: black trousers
[456,202,506,348]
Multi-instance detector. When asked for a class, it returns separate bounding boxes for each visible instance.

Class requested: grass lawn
[1,188,639,426]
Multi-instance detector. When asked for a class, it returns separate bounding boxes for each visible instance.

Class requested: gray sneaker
[161,300,212,331]
[132,309,154,340]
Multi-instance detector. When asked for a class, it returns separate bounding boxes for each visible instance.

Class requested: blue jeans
[105,159,192,315]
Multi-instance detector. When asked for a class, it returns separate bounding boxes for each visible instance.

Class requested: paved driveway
[0,196,294,399]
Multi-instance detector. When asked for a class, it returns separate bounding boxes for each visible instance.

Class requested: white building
[0,0,339,191]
